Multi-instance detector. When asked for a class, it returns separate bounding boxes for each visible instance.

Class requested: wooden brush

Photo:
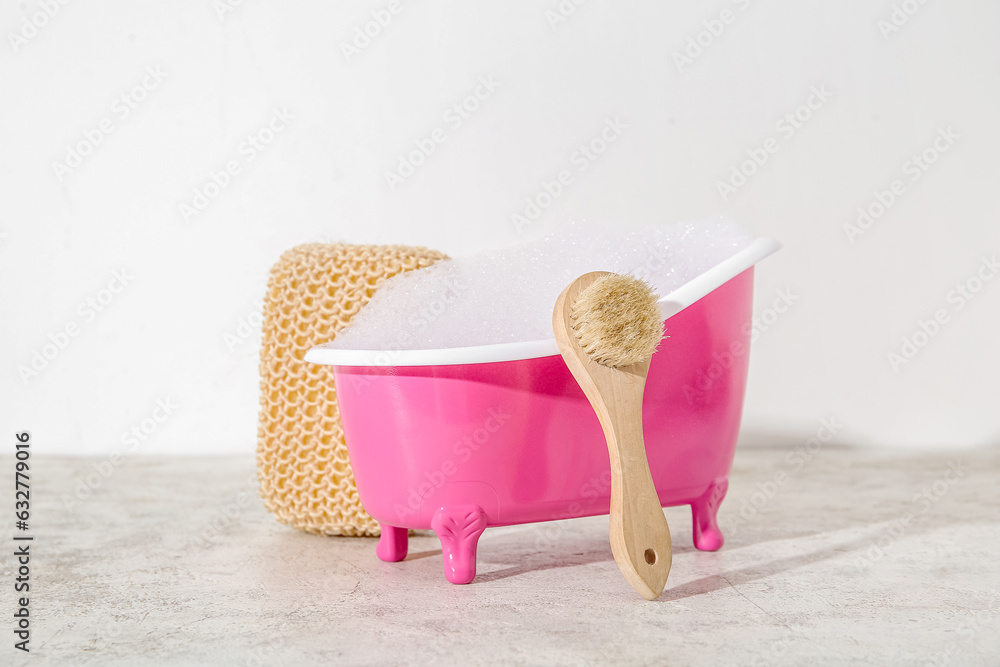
[553,271,672,600]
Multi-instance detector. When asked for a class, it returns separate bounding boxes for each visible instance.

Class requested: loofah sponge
[571,274,663,368]
[257,242,447,536]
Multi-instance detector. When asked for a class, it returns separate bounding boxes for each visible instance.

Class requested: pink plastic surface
[333,269,755,584]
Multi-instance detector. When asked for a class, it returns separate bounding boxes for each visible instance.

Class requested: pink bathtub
[306,238,779,584]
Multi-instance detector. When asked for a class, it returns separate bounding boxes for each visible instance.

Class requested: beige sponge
[257,242,447,536]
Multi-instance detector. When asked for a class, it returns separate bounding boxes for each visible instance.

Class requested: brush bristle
[571,274,663,368]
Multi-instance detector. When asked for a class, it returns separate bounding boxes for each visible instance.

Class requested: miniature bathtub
[306,238,780,584]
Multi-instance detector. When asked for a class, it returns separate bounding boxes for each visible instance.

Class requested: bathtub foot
[430,505,488,585]
[691,477,728,551]
[376,525,408,562]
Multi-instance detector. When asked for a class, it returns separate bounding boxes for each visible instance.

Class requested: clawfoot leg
[376,524,409,562]
[430,505,488,584]
[691,477,728,551]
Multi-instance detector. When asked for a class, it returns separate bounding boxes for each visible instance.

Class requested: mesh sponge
[257,242,447,536]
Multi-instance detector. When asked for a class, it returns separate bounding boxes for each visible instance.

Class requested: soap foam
[331,218,753,351]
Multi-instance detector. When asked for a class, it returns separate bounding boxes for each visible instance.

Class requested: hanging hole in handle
[644,548,656,565]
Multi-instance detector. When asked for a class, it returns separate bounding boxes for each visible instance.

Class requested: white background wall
[1,0,997,455]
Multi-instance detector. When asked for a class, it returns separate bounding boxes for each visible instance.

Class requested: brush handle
[553,272,672,600]
[601,396,672,601]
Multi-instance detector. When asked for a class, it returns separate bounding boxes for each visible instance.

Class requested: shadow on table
[471,434,1000,591]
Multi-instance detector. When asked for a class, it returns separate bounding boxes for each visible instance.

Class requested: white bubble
[331,218,753,351]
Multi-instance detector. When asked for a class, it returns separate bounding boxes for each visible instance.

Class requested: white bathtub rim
[305,237,781,368]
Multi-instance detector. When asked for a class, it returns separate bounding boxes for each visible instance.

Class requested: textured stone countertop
[3,442,998,666]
